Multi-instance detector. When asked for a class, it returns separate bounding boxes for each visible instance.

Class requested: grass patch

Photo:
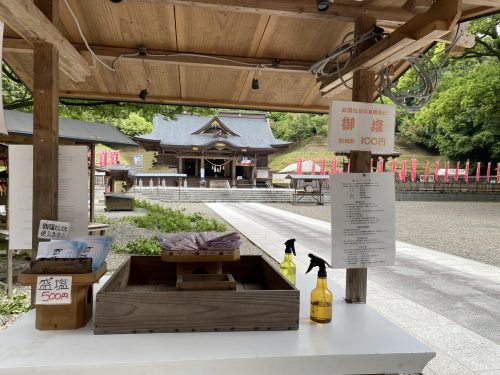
[112,236,161,255]
[0,291,30,315]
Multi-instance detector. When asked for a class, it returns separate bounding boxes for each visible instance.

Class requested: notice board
[331,173,395,269]
[8,145,88,250]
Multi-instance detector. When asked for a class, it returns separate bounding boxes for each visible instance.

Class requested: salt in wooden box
[94,255,299,334]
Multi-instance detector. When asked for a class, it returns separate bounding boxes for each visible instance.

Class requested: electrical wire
[377,24,464,112]
[63,0,115,71]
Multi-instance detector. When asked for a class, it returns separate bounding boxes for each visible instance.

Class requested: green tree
[116,112,152,137]
[270,113,328,142]
[413,61,500,161]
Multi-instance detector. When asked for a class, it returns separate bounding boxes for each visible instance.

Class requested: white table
[0,274,434,375]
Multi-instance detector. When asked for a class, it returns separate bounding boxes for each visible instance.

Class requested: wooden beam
[460,6,499,20]
[137,0,415,23]
[320,0,462,96]
[3,39,313,74]
[32,1,59,303]
[345,16,375,304]
[61,91,329,114]
[0,0,90,82]
[463,0,500,6]
[437,23,475,48]
[403,0,433,13]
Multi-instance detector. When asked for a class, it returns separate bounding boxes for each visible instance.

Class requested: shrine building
[135,112,290,187]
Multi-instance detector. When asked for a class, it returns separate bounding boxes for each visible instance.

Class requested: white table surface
[0,274,434,375]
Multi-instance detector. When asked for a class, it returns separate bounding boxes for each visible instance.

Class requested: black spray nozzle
[306,253,332,277]
[284,239,296,256]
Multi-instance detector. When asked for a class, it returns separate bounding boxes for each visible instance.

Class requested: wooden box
[94,255,299,334]
[18,259,107,330]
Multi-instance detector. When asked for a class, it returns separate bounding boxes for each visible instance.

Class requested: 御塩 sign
[38,220,70,240]
[328,101,395,154]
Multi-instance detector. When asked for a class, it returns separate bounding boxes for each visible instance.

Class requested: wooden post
[232,156,237,187]
[89,144,96,223]
[345,16,376,304]
[178,156,183,174]
[32,0,59,257]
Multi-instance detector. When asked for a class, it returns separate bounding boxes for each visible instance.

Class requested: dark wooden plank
[27,258,92,274]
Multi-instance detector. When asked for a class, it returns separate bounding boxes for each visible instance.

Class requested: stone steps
[133,189,331,203]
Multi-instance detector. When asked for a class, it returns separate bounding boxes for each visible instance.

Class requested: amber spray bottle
[279,239,296,285]
[306,253,333,324]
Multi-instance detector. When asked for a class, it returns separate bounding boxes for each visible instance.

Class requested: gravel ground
[266,201,500,267]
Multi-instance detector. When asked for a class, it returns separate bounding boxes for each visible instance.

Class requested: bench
[88,223,110,236]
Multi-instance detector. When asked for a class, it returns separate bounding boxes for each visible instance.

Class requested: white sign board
[0,22,8,135]
[9,145,88,250]
[331,173,395,269]
[328,101,395,154]
[36,275,72,305]
[38,220,71,240]
[272,174,291,185]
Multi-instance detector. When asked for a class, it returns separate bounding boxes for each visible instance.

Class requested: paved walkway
[207,202,500,375]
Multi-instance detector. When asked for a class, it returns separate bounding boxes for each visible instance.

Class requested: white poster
[35,276,72,305]
[331,173,395,269]
[8,145,88,250]
[0,21,8,135]
[328,100,395,154]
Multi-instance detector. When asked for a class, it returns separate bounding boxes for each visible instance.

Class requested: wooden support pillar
[345,16,376,304]
[32,0,59,257]
[178,156,183,174]
[252,154,257,187]
[200,154,205,180]
[232,156,237,187]
[89,144,96,223]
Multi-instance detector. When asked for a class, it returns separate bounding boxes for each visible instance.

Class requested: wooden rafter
[3,39,313,74]
[60,91,329,114]
[136,0,415,23]
[320,0,462,97]
[0,0,90,82]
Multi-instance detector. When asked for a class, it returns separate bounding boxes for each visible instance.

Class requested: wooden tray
[18,262,107,286]
[95,255,299,334]
[161,248,240,262]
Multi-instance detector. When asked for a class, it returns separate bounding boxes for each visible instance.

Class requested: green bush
[126,200,226,233]
[0,291,30,315]
[112,236,161,255]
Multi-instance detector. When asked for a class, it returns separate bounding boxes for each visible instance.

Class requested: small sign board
[328,100,395,154]
[38,220,70,240]
[35,276,72,305]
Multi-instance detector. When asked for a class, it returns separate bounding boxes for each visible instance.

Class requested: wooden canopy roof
[0,0,497,113]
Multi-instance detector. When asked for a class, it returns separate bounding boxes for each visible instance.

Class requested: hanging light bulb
[316,0,330,11]
[252,78,259,90]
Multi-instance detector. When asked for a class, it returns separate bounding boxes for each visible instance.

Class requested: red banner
[486,162,491,183]
[444,161,449,182]
[465,160,470,182]
[370,158,373,171]
[331,159,337,174]
[347,158,351,173]
[377,159,383,172]
[497,162,500,183]
[423,161,429,182]
[410,159,417,182]
[311,160,316,175]
[434,161,439,183]
[391,159,396,173]
[320,159,326,175]
[111,150,119,165]
[476,162,481,183]
[99,151,108,167]
[400,160,407,182]
[297,159,303,175]
[454,161,460,182]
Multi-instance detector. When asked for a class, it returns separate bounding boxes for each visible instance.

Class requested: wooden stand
[162,249,240,291]
[18,259,106,330]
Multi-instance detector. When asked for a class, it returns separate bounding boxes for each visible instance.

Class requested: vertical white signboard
[9,145,88,249]
[331,173,396,269]
[0,22,8,135]
[328,101,395,154]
